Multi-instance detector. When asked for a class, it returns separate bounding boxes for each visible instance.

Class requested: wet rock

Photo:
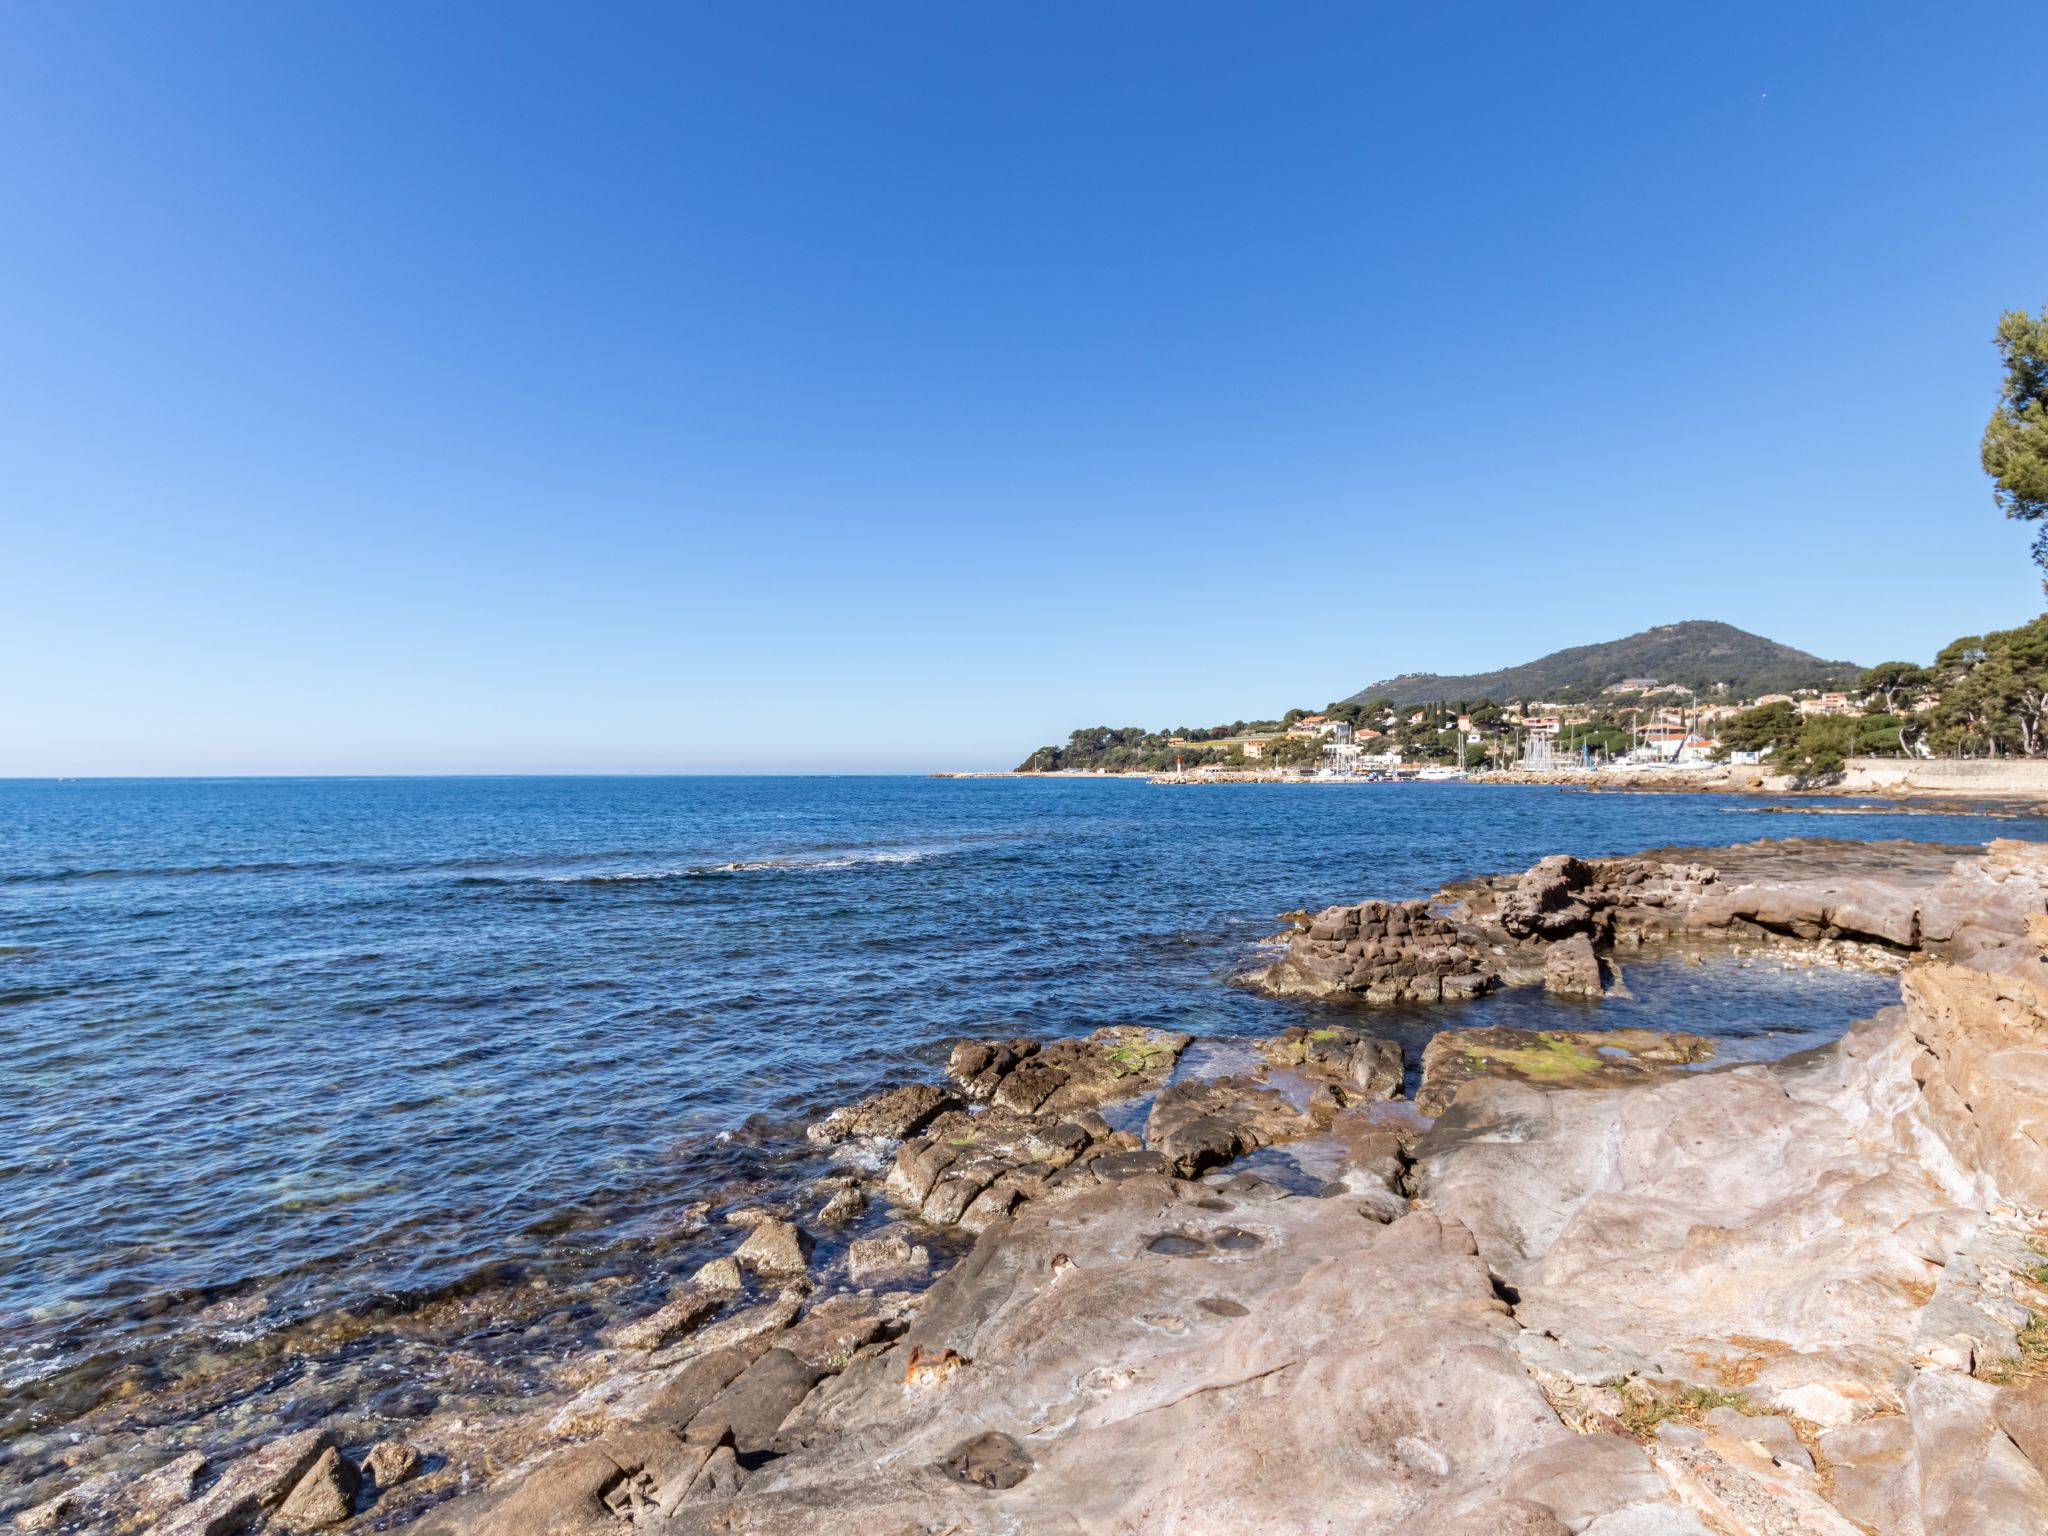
[609,1287,719,1351]
[152,1427,332,1536]
[1542,932,1605,999]
[690,1256,744,1294]
[1415,1026,1712,1116]
[129,1451,209,1523]
[363,1440,421,1490]
[1261,1026,1403,1100]
[274,1447,360,1531]
[806,1083,960,1145]
[847,1233,931,1288]
[815,1183,867,1224]
[15,1471,118,1533]
[1144,1076,1314,1178]
[734,1219,813,1279]
[986,1026,1191,1116]
[945,1036,1040,1099]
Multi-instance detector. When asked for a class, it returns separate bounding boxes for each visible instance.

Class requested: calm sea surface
[0,776,2027,1486]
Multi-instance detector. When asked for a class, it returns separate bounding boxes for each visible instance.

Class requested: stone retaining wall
[1844,757,2048,793]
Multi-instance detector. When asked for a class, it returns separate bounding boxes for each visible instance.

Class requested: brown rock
[1144,1075,1315,1178]
[687,1348,823,1453]
[681,1292,802,1356]
[151,1427,332,1536]
[690,1256,744,1294]
[815,1183,866,1224]
[412,1425,709,1536]
[363,1440,422,1490]
[847,1233,931,1288]
[733,1219,813,1279]
[641,1340,771,1429]
[1261,1026,1403,1099]
[275,1447,359,1531]
[988,1027,1190,1117]
[1542,932,1605,999]
[129,1451,209,1523]
[942,1431,1032,1489]
[609,1287,719,1351]
[945,1036,1039,1100]
[806,1083,960,1144]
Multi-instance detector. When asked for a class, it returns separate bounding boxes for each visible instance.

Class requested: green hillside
[1343,621,1862,706]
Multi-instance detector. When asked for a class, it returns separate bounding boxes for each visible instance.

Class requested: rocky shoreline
[21,838,2048,1533]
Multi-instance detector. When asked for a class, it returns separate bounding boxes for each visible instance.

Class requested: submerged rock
[129,1451,209,1524]
[1415,1026,1712,1115]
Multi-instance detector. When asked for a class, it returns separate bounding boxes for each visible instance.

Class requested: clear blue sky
[3,3,2043,774]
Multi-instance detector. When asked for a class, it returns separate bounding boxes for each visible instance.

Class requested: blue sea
[0,776,2024,1496]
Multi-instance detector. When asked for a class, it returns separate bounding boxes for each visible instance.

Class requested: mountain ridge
[1342,621,1862,706]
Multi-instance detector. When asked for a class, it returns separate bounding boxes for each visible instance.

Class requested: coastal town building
[1798,692,1861,717]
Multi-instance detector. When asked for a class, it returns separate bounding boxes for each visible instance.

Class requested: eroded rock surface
[1256,898,1497,1002]
[1250,837,2036,1010]
[1415,1026,1714,1116]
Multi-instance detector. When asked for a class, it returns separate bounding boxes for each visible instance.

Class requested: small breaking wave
[544,848,940,884]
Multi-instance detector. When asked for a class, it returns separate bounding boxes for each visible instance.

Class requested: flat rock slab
[678,1182,1695,1534]
[1416,1026,1712,1116]
[1143,1074,1319,1178]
